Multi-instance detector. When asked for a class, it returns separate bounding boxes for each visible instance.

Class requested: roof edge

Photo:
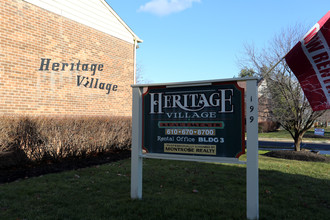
[100,0,143,43]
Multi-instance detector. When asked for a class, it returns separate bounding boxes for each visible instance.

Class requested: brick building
[315,110,330,127]
[0,0,142,116]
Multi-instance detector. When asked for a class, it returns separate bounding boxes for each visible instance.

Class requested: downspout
[133,38,138,84]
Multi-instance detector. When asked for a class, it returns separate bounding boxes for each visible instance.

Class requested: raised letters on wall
[39,58,118,94]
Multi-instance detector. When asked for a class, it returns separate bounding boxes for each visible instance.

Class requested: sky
[106,0,329,84]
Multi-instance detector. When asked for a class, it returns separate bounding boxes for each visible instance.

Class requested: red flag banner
[285,11,330,111]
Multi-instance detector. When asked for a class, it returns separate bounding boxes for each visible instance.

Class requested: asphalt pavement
[258,139,330,151]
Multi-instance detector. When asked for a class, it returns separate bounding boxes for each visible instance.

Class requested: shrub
[0,116,132,168]
[258,120,280,133]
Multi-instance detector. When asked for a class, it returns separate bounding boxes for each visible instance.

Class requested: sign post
[131,87,143,199]
[131,78,259,219]
[246,79,259,220]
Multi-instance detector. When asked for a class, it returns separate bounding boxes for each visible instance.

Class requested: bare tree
[239,23,325,151]
[136,63,151,84]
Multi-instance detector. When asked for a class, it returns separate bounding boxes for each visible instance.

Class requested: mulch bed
[263,150,330,162]
[1,149,329,184]
[0,150,131,184]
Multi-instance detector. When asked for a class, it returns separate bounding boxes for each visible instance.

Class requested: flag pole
[263,56,285,77]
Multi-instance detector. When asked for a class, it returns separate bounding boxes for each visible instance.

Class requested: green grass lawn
[258,128,330,141]
[1,152,329,220]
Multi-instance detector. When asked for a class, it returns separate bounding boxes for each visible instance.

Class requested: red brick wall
[0,0,134,116]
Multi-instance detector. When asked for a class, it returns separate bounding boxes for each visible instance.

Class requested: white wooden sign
[131,78,259,220]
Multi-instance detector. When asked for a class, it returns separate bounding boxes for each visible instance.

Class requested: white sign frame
[131,78,259,220]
